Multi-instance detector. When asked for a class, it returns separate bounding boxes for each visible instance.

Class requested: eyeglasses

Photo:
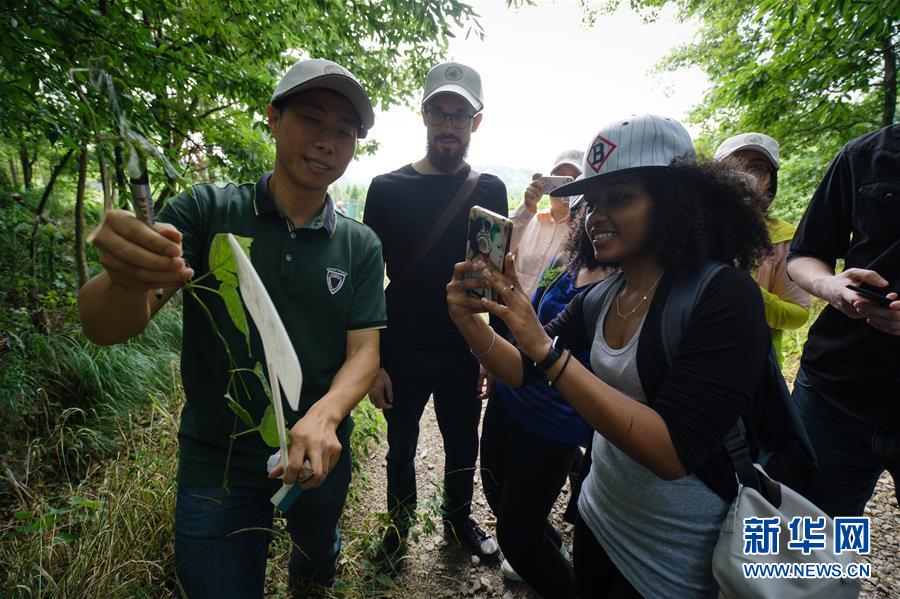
[740,159,774,176]
[424,108,476,129]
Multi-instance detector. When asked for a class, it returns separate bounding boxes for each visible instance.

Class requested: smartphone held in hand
[845,284,894,306]
[537,175,574,195]
[465,206,513,303]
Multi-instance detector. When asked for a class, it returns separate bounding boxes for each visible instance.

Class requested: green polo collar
[253,171,336,238]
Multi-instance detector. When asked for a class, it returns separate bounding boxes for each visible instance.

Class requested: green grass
[0,385,398,598]
[1,301,183,493]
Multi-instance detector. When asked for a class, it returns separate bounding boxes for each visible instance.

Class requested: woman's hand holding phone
[474,254,553,362]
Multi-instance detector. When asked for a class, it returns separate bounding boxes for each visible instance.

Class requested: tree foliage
[1,0,481,194]
[593,0,898,220]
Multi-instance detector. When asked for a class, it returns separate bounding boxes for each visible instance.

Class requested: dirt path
[342,399,899,598]
[341,399,566,598]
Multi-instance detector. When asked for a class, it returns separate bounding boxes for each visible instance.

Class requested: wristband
[549,351,572,387]
[536,336,563,370]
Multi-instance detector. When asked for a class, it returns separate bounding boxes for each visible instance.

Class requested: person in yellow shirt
[714,132,810,362]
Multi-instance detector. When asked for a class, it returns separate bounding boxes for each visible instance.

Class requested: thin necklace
[615,272,664,320]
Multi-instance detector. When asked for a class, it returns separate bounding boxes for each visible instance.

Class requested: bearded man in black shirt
[363,62,508,570]
[787,124,900,517]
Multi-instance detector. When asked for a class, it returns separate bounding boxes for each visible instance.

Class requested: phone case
[465,206,513,303]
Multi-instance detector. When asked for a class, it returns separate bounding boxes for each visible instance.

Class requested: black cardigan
[526,266,770,502]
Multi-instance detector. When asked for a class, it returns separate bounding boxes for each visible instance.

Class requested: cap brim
[716,143,778,169]
[272,74,375,139]
[552,165,670,202]
[551,160,582,175]
[423,84,483,112]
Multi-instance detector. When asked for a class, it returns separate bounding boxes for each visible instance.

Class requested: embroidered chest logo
[326,268,348,295]
[587,133,617,173]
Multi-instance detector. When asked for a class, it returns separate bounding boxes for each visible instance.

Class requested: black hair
[271,96,288,113]
[573,160,770,281]
[561,201,604,275]
[639,160,771,280]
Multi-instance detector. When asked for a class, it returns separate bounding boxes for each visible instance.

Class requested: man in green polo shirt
[78,59,386,596]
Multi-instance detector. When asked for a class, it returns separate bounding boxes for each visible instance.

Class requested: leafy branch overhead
[591,0,897,222]
[1,0,483,200]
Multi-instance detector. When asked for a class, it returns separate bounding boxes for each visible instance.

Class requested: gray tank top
[578,278,727,599]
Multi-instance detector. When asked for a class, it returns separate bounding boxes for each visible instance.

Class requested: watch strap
[536,337,563,370]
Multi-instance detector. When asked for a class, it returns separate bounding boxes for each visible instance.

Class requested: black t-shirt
[789,125,900,431]
[364,164,508,353]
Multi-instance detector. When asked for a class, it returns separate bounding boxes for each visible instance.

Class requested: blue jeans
[174,441,352,598]
[793,368,900,517]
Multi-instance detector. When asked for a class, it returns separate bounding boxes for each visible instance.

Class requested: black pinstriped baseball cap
[551,114,695,203]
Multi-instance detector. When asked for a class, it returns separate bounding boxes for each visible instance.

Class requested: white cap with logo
[713,132,780,169]
[422,62,484,113]
[552,114,695,203]
[552,149,584,175]
[271,58,375,139]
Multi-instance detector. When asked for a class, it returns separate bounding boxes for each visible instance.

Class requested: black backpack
[581,261,820,505]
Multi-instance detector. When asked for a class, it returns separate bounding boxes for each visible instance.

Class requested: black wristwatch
[536,336,563,370]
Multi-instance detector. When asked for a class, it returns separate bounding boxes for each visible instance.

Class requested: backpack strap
[659,261,727,365]
[581,271,625,335]
[658,261,767,495]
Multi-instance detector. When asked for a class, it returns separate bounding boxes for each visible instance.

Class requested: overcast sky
[343,0,707,189]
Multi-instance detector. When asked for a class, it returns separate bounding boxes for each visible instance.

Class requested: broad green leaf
[253,362,272,401]
[208,233,253,286]
[219,282,249,344]
[226,393,254,427]
[258,405,279,448]
[258,404,293,449]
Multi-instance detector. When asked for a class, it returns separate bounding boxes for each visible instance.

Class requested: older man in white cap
[510,149,585,298]
[79,58,386,595]
[714,132,810,364]
[364,61,507,572]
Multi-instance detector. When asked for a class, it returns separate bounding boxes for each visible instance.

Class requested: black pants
[573,514,641,598]
[480,395,580,599]
[383,346,481,529]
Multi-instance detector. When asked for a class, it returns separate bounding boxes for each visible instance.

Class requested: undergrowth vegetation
[0,177,425,597]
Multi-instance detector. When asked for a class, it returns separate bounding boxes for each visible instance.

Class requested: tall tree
[590,0,898,218]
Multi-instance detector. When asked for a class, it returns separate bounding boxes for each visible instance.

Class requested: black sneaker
[444,517,499,559]
[373,526,407,576]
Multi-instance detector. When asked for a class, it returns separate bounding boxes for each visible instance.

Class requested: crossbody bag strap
[392,168,481,288]
[722,421,763,493]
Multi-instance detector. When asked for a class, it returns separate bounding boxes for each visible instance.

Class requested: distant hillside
[471,163,533,200]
